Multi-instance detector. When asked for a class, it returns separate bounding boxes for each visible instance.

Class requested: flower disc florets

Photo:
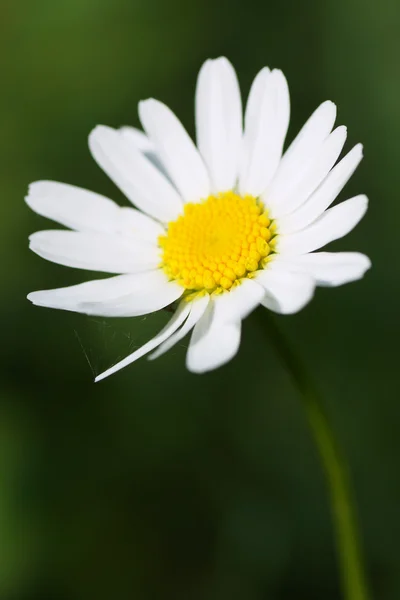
[159,191,273,293]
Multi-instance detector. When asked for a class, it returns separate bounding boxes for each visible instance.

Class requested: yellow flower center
[159,191,273,293]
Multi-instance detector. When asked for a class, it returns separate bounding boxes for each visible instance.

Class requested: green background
[1,0,398,598]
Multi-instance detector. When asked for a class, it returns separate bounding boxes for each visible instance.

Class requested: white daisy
[27,57,371,382]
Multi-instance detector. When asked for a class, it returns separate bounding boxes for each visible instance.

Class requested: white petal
[264,100,337,216]
[195,57,242,193]
[186,306,241,374]
[239,68,290,197]
[149,293,210,360]
[28,270,183,317]
[139,99,211,203]
[29,274,142,307]
[276,194,368,255]
[185,278,265,374]
[276,144,363,234]
[89,125,183,222]
[25,181,117,233]
[119,126,169,177]
[29,230,161,273]
[115,207,166,242]
[211,278,266,321]
[270,252,371,287]
[26,180,166,242]
[267,126,347,218]
[118,126,155,153]
[95,301,191,382]
[255,268,315,314]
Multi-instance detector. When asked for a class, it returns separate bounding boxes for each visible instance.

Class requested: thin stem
[255,308,371,600]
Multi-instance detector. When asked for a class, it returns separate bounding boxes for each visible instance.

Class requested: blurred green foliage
[0,0,399,598]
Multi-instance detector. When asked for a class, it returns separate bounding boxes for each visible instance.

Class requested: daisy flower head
[27,58,371,381]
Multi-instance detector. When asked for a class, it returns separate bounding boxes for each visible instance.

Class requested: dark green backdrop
[1,0,398,598]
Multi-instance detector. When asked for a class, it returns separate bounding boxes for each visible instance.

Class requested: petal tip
[270,67,285,79]
[89,124,108,136]
[323,99,336,110]
[26,180,40,196]
[25,180,49,208]
[185,355,205,374]
[138,98,158,111]
[319,100,337,121]
[358,194,369,210]
[362,254,372,271]
[211,56,231,67]
[27,291,40,306]
[88,125,107,150]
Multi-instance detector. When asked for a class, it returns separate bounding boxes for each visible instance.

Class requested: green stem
[255,308,371,600]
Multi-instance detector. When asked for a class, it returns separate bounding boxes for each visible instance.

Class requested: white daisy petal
[269,125,347,218]
[239,68,290,197]
[255,268,315,314]
[185,279,265,373]
[29,230,161,273]
[186,306,241,374]
[139,98,211,203]
[115,207,166,242]
[276,144,363,234]
[26,181,118,234]
[276,194,368,255]
[211,278,266,321]
[119,126,169,177]
[264,100,337,216]
[89,125,183,223]
[25,181,116,233]
[29,273,135,308]
[28,270,183,317]
[95,301,191,382]
[195,57,242,193]
[118,126,155,153]
[149,293,210,360]
[26,180,166,242]
[270,252,371,286]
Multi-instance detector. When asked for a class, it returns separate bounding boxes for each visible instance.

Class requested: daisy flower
[27,58,370,381]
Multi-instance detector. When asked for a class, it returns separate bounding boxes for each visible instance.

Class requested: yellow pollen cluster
[159,191,272,293]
